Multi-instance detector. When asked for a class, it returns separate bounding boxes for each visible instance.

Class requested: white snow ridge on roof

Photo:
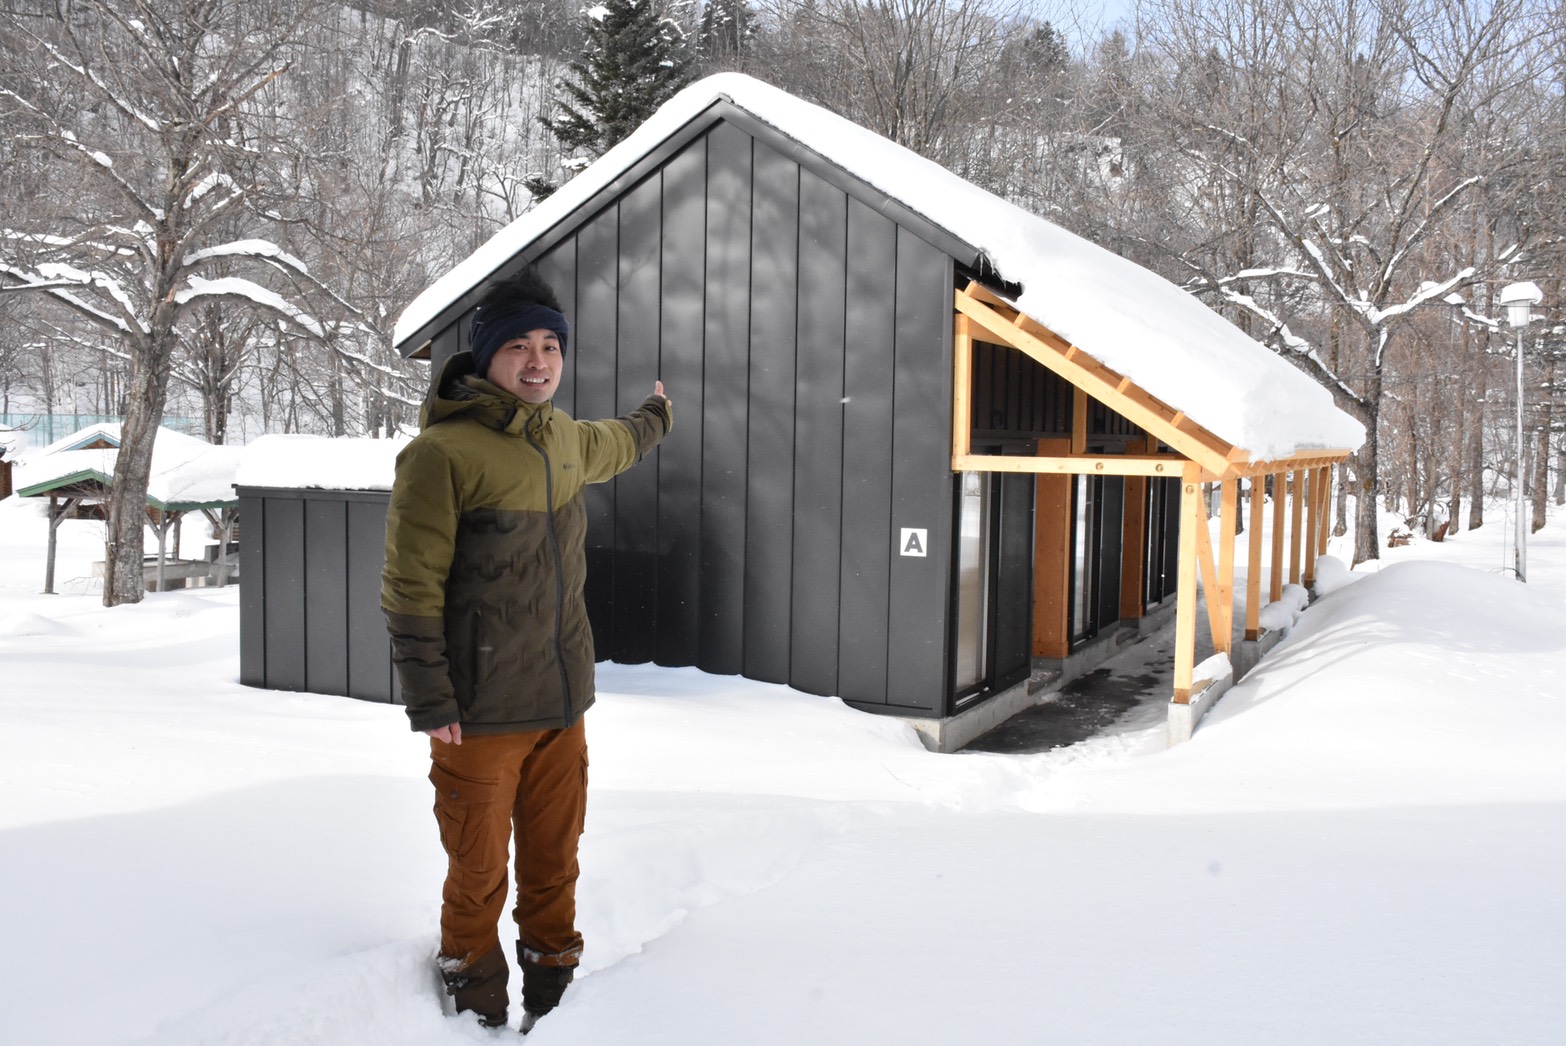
[396,73,1365,461]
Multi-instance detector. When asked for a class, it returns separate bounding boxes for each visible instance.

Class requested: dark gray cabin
[241,75,1355,748]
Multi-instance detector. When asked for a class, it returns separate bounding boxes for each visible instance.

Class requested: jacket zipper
[524,412,575,726]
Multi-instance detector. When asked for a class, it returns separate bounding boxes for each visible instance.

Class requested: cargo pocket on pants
[430,762,499,864]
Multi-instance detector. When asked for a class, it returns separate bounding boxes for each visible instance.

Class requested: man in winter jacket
[382,270,672,1032]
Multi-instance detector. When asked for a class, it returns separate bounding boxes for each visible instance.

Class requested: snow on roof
[38,422,122,454]
[395,73,1365,461]
[233,434,407,492]
[16,424,242,508]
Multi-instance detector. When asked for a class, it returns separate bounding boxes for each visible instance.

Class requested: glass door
[953,470,991,693]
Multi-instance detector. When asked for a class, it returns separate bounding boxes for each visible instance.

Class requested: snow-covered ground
[2,494,1563,1045]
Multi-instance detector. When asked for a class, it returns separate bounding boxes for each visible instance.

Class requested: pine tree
[545,0,694,165]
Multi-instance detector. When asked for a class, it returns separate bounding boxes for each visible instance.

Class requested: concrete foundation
[1166,625,1285,744]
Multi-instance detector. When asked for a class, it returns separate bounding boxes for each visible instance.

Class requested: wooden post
[1217,477,1238,654]
[1246,476,1265,640]
[952,317,975,464]
[1316,466,1332,557]
[1303,468,1319,589]
[1270,472,1285,603]
[1033,438,1073,658]
[1289,469,1304,585]
[1193,495,1225,656]
[1173,470,1203,703]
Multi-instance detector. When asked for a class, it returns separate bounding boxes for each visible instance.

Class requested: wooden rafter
[1238,451,1353,478]
[950,281,1359,738]
[953,285,1235,476]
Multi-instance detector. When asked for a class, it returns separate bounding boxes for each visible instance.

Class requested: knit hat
[468,270,571,380]
[469,302,571,379]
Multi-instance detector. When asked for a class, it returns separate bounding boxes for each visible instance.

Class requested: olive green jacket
[382,352,672,734]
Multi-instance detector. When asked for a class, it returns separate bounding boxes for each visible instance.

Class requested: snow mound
[1311,554,1357,596]
[0,611,77,637]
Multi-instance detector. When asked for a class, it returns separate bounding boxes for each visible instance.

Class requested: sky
[1,486,1562,1044]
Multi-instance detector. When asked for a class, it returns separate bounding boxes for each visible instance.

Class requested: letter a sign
[899,528,928,557]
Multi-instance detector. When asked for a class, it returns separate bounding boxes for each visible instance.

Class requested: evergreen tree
[545,0,694,165]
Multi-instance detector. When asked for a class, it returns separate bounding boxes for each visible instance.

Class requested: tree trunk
[1467,328,1486,530]
[1334,460,1349,537]
[1447,395,1463,532]
[1555,442,1565,506]
[1351,373,1383,566]
[1536,353,1555,531]
[1533,423,1550,533]
[103,323,175,606]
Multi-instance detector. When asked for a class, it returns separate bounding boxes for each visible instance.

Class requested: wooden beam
[1172,471,1203,703]
[952,453,1186,477]
[953,288,1236,476]
[1193,492,1226,656]
[1270,472,1286,603]
[1246,475,1265,640]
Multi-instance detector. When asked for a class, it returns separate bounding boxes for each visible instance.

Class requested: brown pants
[430,720,588,969]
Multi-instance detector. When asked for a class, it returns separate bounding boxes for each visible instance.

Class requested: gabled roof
[15,424,241,510]
[395,73,1364,461]
[39,423,123,453]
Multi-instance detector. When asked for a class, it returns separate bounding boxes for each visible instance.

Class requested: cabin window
[953,470,992,693]
[1071,473,1126,643]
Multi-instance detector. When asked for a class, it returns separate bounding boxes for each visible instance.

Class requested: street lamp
[1499,280,1543,582]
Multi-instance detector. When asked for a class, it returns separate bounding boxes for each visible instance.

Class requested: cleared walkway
[962,601,1219,755]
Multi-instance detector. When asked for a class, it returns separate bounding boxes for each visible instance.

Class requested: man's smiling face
[485,329,563,403]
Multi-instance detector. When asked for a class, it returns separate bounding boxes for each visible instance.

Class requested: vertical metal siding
[789,168,848,697]
[610,173,665,663]
[304,498,349,695]
[886,230,955,715]
[653,144,707,666]
[838,197,899,705]
[263,497,307,691]
[347,497,393,702]
[536,242,578,408]
[238,493,265,686]
[699,122,753,675]
[742,138,799,685]
[574,206,621,651]
[373,121,960,718]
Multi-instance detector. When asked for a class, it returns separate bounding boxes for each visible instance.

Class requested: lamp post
[1499,281,1543,582]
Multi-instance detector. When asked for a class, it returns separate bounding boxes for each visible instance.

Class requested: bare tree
[1138,0,1549,564]
[0,0,333,604]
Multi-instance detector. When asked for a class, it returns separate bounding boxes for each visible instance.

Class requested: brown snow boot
[519,954,575,1035]
[439,941,510,1028]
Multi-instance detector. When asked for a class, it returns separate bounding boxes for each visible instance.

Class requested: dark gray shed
[242,74,1360,748]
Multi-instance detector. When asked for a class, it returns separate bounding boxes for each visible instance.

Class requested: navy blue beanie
[469,300,571,379]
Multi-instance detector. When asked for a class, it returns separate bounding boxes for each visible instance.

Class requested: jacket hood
[421,351,554,434]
